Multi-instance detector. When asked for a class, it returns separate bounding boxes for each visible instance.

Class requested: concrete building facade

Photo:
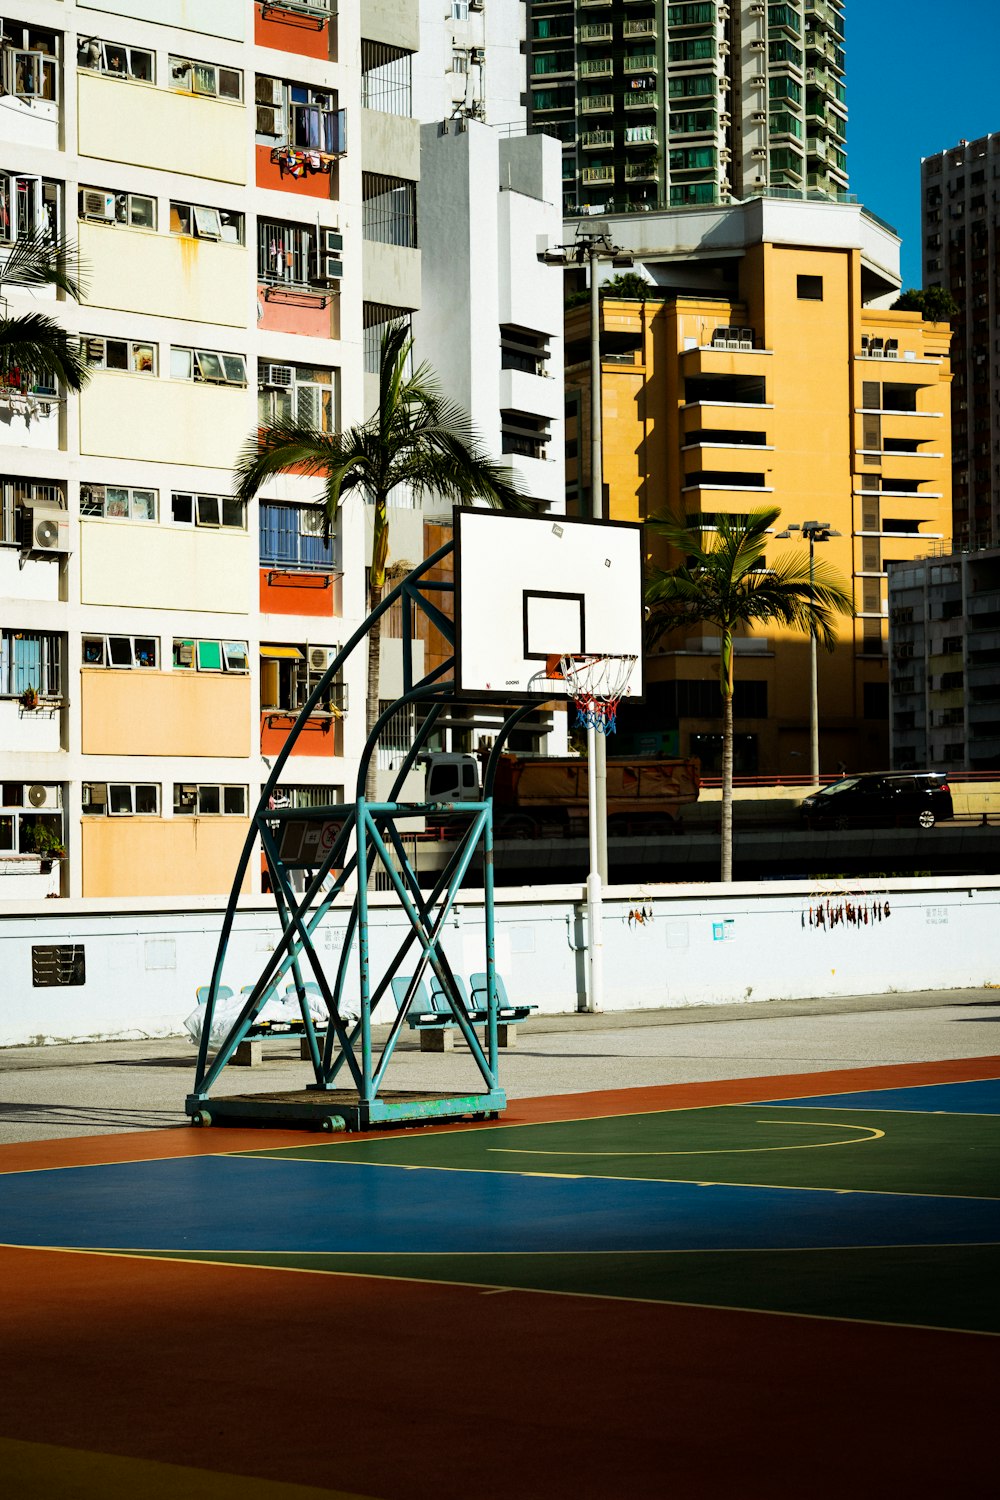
[887,547,1000,773]
[559,197,952,775]
[0,0,425,902]
[921,132,1000,551]
[525,0,848,216]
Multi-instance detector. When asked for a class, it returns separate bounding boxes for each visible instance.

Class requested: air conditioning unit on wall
[81,189,116,222]
[261,363,294,389]
[21,503,71,554]
[308,645,336,671]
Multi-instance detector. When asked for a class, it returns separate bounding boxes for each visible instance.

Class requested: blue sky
[847,1,1000,288]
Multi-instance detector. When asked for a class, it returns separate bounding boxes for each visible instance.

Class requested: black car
[799,772,954,831]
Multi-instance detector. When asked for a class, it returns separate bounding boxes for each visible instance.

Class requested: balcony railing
[625,126,658,146]
[580,58,614,77]
[625,54,657,73]
[581,130,614,150]
[582,165,615,185]
[581,93,614,113]
[623,19,657,37]
[579,23,613,42]
[624,90,656,110]
[624,161,658,181]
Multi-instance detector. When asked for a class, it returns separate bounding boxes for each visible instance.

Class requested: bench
[390,975,457,1052]
[390,973,533,1051]
[467,972,536,1049]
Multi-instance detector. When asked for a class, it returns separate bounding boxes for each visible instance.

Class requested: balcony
[581,130,614,150]
[624,55,657,74]
[582,165,615,185]
[623,19,657,37]
[579,23,613,42]
[624,161,658,181]
[581,93,614,113]
[624,126,658,147]
[580,58,614,77]
[624,90,656,110]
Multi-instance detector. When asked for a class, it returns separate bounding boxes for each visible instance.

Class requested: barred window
[362,173,417,248]
[1,630,63,697]
[0,477,64,545]
[361,41,412,116]
[363,303,411,376]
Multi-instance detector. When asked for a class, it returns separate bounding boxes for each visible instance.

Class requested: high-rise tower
[526,0,848,214]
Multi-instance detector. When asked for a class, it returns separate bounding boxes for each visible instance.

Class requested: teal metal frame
[185,544,541,1131]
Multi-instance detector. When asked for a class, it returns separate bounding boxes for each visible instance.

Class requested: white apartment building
[0,0,424,902]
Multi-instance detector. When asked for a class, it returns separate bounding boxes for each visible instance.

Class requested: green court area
[243,1103,1000,1200]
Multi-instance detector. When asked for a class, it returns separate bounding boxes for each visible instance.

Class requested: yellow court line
[757,1104,1000,1119]
[4,1244,996,1339]
[489,1119,885,1158]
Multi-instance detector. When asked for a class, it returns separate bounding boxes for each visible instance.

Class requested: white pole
[809,533,820,787]
[588,241,609,883]
[585,720,604,1013]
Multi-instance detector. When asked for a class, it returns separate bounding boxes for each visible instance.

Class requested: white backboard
[454,509,644,700]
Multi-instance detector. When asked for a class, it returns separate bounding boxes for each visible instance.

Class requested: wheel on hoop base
[321,1114,347,1133]
[191,1109,212,1128]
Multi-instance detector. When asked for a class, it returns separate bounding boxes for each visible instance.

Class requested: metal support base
[185,1088,505,1133]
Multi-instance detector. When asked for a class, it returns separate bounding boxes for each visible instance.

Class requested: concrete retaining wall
[0,875,996,1047]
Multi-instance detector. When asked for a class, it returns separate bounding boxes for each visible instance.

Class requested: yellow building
[564,198,952,775]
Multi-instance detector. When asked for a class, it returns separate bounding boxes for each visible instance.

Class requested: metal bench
[468,972,535,1048]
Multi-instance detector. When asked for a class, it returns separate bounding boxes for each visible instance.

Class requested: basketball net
[557,653,637,737]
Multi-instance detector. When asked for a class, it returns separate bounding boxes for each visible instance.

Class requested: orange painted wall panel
[255,144,331,200]
[81,672,251,758]
[257,283,332,340]
[81,818,252,898]
[259,569,336,617]
[255,5,332,60]
[260,715,339,758]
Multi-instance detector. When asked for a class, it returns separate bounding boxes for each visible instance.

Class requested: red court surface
[1,1055,997,1499]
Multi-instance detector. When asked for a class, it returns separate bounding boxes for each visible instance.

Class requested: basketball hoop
[555,653,637,736]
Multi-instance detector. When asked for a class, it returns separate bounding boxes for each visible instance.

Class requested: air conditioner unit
[300,508,328,536]
[81,189,116,222]
[256,74,283,106]
[308,645,335,671]
[262,363,294,389]
[256,103,280,135]
[27,784,59,809]
[311,250,343,286]
[23,503,71,554]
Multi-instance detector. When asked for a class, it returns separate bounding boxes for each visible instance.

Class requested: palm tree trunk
[365,580,382,806]
[720,685,734,883]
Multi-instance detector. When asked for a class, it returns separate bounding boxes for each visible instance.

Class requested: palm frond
[0,312,90,391]
[1,229,87,301]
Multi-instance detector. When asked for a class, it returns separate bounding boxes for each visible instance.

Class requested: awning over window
[260,645,303,659]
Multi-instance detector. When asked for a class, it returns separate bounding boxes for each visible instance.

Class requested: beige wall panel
[361,241,421,313]
[81,672,251,757]
[78,72,246,184]
[361,109,421,180]
[80,372,250,469]
[362,0,419,53]
[79,0,244,39]
[80,523,252,613]
[81,817,252,899]
[80,223,247,327]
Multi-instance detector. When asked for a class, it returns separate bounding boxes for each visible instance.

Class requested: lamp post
[777,520,841,784]
[538,222,633,1010]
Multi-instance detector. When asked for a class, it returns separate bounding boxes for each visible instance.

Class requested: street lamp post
[538,222,633,1010]
[777,520,841,784]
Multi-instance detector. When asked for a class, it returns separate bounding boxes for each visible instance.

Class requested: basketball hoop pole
[585,720,604,1013]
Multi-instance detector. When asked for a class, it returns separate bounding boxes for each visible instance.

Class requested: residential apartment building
[921,133,1000,551]
[525,0,848,215]
[887,548,1000,773]
[559,197,952,774]
[0,0,423,902]
[413,0,525,126]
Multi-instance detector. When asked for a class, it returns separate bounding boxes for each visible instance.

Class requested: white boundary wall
[0,875,997,1048]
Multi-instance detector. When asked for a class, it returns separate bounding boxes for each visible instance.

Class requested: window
[255,76,345,153]
[169,201,244,243]
[0,172,59,243]
[451,50,469,74]
[258,365,335,433]
[2,21,59,100]
[77,37,152,82]
[172,638,249,672]
[258,218,340,289]
[363,303,411,376]
[797,274,823,301]
[82,635,158,669]
[80,485,157,521]
[452,1,470,19]
[362,173,417,248]
[361,41,412,115]
[170,492,246,529]
[268,784,342,810]
[500,326,550,376]
[0,477,63,546]
[84,336,156,374]
[261,645,345,714]
[173,784,248,816]
[79,186,156,229]
[0,630,63,697]
[82,783,159,816]
[170,346,247,385]
[169,56,242,101]
[260,502,337,570]
[500,410,550,460]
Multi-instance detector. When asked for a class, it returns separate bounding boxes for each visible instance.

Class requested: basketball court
[2,1052,996,1498]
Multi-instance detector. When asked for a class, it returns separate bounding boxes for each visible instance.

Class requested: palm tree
[645,505,854,881]
[0,228,89,393]
[235,320,528,800]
